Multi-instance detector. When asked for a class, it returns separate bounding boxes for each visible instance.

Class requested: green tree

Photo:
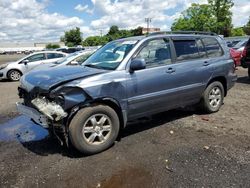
[131,27,143,36]
[243,17,250,35]
[82,36,109,46]
[108,25,119,35]
[61,27,82,47]
[171,0,234,36]
[208,0,234,36]
[231,27,245,36]
[171,4,217,32]
[82,25,144,46]
[46,43,60,49]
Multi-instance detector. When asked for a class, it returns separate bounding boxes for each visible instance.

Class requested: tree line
[171,0,250,37]
[47,0,250,48]
[59,26,143,47]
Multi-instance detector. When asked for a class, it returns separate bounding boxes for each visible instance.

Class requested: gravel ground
[0,67,249,188]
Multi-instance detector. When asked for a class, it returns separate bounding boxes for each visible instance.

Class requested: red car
[230,48,242,67]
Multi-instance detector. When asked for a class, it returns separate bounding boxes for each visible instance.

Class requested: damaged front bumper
[16,97,68,128]
[16,102,49,128]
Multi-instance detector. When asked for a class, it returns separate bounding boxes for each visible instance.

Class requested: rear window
[173,40,200,61]
[202,37,223,58]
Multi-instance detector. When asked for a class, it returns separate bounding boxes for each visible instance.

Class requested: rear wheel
[248,67,250,79]
[69,105,120,155]
[200,81,224,113]
[7,70,22,81]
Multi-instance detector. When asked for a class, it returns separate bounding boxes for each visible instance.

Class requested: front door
[22,53,46,73]
[126,38,179,119]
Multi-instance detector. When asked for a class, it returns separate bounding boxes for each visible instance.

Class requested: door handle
[203,61,210,66]
[166,67,175,73]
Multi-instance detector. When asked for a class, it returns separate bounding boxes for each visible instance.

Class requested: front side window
[173,40,200,61]
[25,53,46,62]
[136,38,172,68]
[84,40,137,70]
[202,37,223,58]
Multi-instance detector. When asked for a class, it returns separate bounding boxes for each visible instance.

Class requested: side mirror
[22,60,29,65]
[130,58,146,72]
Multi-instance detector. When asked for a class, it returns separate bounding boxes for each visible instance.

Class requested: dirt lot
[0,66,250,187]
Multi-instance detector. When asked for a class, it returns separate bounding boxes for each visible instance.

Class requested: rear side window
[196,39,207,58]
[47,53,64,59]
[202,38,223,58]
[173,40,200,61]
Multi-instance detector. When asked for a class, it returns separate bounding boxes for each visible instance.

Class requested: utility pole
[99,29,103,37]
[145,18,152,35]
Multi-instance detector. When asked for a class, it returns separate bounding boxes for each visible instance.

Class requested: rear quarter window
[202,37,223,58]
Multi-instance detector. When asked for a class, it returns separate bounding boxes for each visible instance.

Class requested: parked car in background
[226,40,241,48]
[0,51,67,81]
[34,49,96,70]
[17,32,237,155]
[241,38,250,78]
[232,39,248,51]
[230,48,242,67]
[56,47,85,54]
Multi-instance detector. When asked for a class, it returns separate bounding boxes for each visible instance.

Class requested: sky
[0,0,250,42]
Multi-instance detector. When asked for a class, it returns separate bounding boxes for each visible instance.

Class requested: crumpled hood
[20,65,107,92]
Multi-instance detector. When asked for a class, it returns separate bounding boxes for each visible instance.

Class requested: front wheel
[69,105,120,155]
[7,70,22,81]
[200,81,224,113]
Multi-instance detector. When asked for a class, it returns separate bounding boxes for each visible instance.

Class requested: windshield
[54,52,80,64]
[83,40,138,70]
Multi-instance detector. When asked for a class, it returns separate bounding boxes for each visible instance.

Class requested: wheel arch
[7,69,23,77]
[66,97,126,134]
[91,97,126,130]
[206,76,227,96]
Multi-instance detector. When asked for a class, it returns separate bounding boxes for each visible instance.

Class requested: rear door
[168,37,214,103]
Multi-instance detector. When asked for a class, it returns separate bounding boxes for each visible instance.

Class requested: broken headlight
[31,97,67,121]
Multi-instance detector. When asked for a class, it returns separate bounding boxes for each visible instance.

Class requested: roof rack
[147,31,218,36]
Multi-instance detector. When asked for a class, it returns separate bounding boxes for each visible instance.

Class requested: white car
[0,51,67,81]
[34,50,96,70]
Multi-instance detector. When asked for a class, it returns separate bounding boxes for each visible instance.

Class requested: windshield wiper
[84,64,114,70]
[84,64,101,69]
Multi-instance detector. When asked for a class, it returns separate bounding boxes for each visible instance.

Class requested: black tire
[7,70,22,81]
[69,105,120,155]
[200,81,224,113]
[248,67,250,79]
